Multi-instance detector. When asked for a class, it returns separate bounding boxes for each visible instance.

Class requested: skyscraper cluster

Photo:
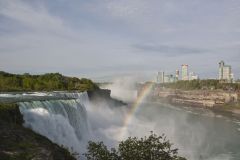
[156,71,177,83]
[156,61,235,84]
[156,64,198,83]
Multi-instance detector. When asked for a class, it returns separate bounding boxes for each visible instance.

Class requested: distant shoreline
[130,99,240,120]
[151,98,240,121]
[137,83,240,120]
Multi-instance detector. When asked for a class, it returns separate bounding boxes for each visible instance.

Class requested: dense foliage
[84,132,186,160]
[0,71,99,92]
[161,80,240,91]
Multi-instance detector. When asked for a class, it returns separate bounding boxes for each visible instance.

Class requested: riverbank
[139,85,240,118]
[212,103,240,119]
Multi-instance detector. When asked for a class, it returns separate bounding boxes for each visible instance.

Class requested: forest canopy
[158,79,240,91]
[0,71,99,92]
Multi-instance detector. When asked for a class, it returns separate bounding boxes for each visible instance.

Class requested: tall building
[157,71,164,83]
[164,74,170,83]
[181,64,189,80]
[175,70,179,80]
[163,74,173,83]
[156,72,160,83]
[218,61,233,83]
[218,61,225,80]
[230,73,234,83]
[157,71,178,83]
[189,72,199,80]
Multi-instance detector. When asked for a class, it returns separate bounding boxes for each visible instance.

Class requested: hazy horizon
[0,0,239,81]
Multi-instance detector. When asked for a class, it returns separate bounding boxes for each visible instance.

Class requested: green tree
[0,71,99,92]
[84,132,186,160]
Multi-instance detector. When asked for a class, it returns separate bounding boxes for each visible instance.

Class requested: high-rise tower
[175,70,179,81]
[181,64,189,80]
[218,61,232,82]
[218,61,225,80]
[157,71,164,83]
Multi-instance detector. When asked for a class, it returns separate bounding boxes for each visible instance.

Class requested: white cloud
[0,0,69,34]
[105,0,148,18]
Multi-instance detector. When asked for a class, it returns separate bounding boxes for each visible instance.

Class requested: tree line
[0,71,99,92]
[161,79,240,91]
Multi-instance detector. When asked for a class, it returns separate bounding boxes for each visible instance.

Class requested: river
[133,102,240,160]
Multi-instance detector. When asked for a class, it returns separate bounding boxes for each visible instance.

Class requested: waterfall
[19,92,91,157]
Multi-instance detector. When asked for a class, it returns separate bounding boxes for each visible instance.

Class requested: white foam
[19,92,90,159]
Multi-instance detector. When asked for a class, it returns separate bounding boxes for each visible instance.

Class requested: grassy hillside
[0,71,99,92]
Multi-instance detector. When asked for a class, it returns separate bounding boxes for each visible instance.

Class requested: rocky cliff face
[87,89,126,107]
[87,89,111,100]
[171,89,237,108]
[140,86,238,108]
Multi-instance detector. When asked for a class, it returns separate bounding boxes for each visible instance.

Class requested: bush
[84,132,186,160]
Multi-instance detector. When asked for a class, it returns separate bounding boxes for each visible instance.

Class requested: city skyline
[0,0,239,81]
[157,60,236,83]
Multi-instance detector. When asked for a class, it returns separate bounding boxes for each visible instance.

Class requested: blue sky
[0,0,239,81]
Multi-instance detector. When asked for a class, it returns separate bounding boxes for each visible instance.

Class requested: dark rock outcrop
[87,89,127,107]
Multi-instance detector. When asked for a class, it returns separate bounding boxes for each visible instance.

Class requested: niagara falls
[1,0,240,160]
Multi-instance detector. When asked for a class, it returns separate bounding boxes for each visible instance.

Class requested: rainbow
[118,81,155,139]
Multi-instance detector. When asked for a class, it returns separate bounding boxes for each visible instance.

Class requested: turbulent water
[1,92,240,160]
[18,92,91,158]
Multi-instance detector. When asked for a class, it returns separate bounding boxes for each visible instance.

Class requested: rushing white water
[0,92,51,97]
[19,92,91,157]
